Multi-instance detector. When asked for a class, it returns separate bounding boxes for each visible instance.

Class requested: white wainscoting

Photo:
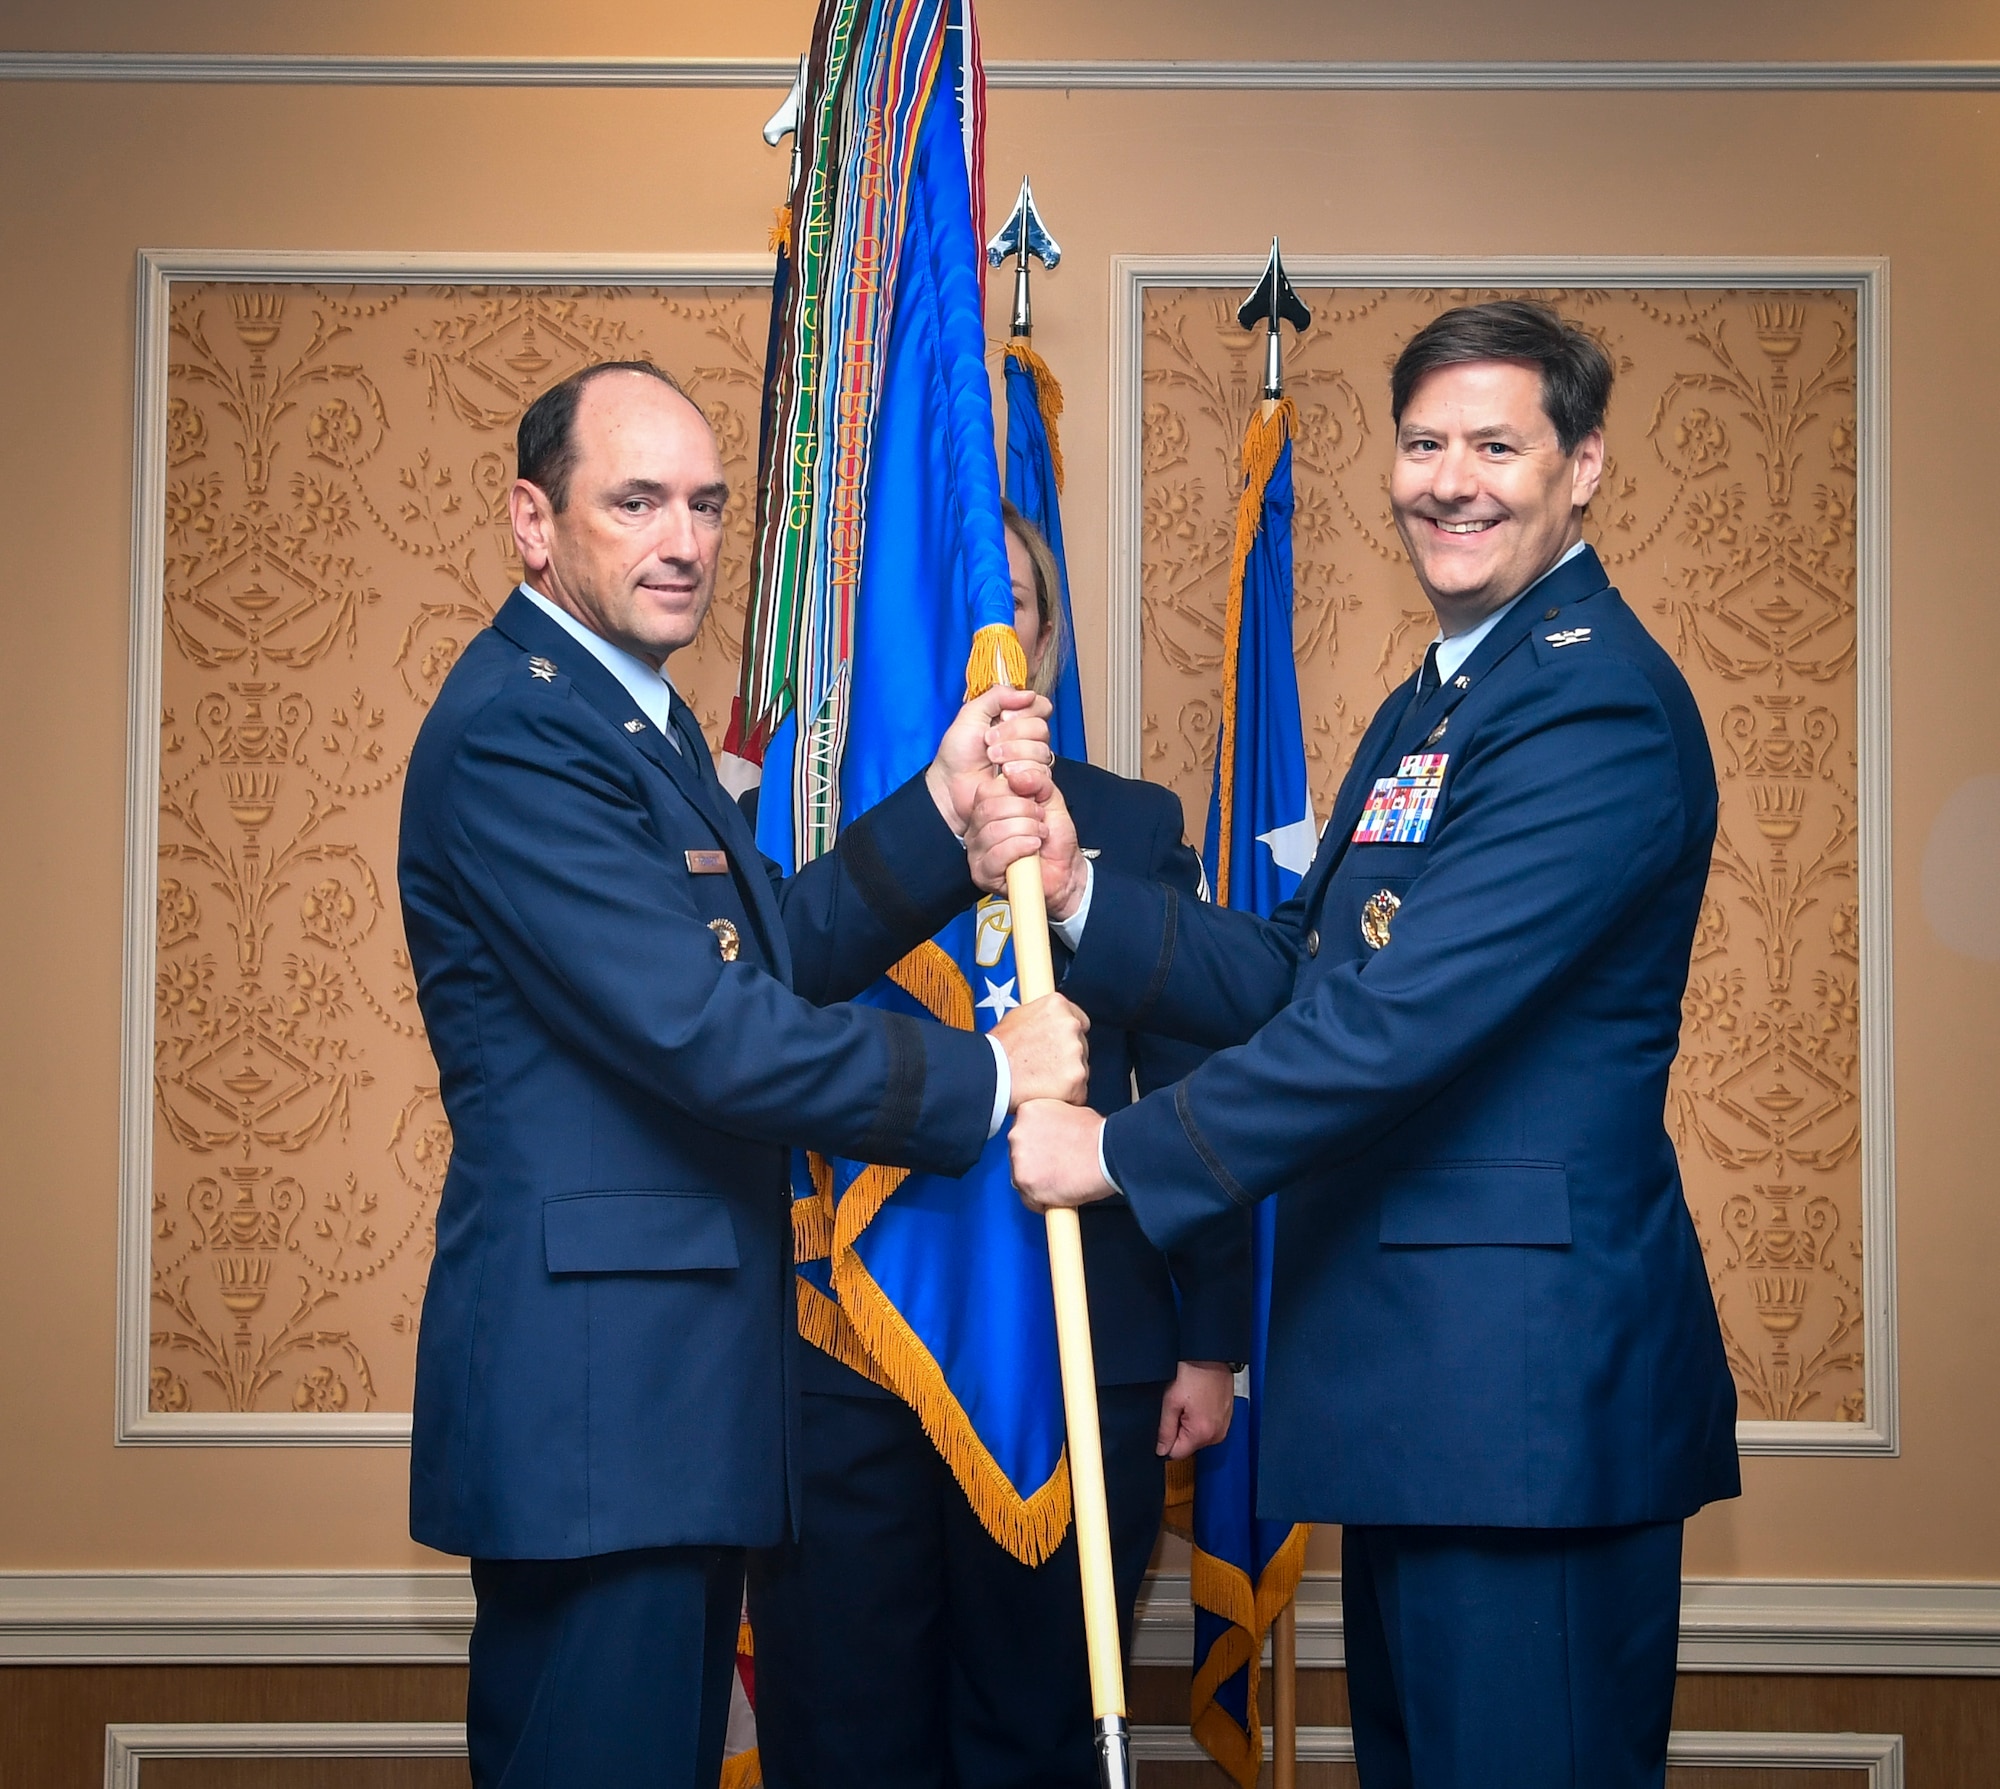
[1131,1574,2000,1677]
[98,1718,1905,1788]
[1103,252,1896,1460]
[11,1570,1998,1676]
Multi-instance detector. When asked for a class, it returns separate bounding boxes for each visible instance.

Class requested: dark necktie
[1415,642,1442,700]
[667,698,708,777]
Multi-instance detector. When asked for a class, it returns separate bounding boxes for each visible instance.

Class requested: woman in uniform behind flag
[746,505,1249,1789]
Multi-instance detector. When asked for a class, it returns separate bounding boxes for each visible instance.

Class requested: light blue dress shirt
[1430,537,1587,685]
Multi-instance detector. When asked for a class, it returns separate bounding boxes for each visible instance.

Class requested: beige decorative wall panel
[126,258,770,1437]
[1127,271,1890,1448]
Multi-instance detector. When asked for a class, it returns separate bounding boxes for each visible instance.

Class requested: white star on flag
[975,976,1019,1020]
[1257,808,1319,878]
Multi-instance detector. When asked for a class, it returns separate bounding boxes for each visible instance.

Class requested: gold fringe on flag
[1003,339,1067,495]
[795,1275,893,1385]
[790,1177,833,1263]
[799,926,1074,1563]
[1213,397,1297,909]
[769,204,793,255]
[833,1243,1076,1566]
[963,623,1029,700]
[887,939,975,1029]
[1187,1520,1312,1789]
[719,1749,762,1789]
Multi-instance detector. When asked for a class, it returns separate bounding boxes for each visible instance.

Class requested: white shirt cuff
[986,1034,1011,1139]
[1097,1122,1121,1194]
[1049,858,1094,952]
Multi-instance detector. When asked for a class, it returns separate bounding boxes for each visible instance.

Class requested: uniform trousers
[467,1545,742,1789]
[747,1379,1168,1789]
[1341,1519,1684,1789]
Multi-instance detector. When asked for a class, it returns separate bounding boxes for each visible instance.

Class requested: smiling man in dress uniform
[397,361,1089,1789]
[1007,302,1740,1789]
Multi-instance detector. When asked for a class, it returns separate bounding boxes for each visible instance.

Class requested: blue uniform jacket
[1065,548,1741,1529]
[399,591,996,1560]
[1055,757,1251,1384]
[782,755,1253,1401]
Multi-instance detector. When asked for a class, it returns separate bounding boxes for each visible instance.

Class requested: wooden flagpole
[1273,1598,1298,1789]
[1001,702,1130,1789]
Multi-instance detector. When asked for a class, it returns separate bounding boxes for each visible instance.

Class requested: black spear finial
[1237,236,1312,400]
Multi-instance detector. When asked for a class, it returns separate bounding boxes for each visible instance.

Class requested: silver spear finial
[985,176,1062,338]
[763,55,808,192]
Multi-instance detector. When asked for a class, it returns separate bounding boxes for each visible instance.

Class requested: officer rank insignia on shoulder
[528,656,559,682]
[1353,752,1447,844]
[1545,627,1592,648]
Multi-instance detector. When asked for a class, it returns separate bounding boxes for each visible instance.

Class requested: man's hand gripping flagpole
[990,640,1132,1789]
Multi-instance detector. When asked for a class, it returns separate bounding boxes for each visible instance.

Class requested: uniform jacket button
[1305,928,1320,957]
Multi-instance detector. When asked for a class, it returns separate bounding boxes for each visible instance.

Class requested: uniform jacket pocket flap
[544,1191,739,1273]
[1378,1162,1571,1246]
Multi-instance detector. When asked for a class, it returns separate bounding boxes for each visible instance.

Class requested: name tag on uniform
[1352,753,1448,845]
[684,849,730,875]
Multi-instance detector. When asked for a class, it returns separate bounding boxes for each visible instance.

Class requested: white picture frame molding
[99,1717,1904,1789]
[106,1722,467,1789]
[120,251,776,1445]
[124,251,1895,1455]
[1105,254,1895,1457]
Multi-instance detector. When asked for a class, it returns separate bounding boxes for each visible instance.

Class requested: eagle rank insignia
[707,918,741,963]
[1360,889,1401,951]
[528,656,558,682]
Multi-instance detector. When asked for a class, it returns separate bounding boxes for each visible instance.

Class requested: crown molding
[5,53,2000,91]
[11,1570,1997,1677]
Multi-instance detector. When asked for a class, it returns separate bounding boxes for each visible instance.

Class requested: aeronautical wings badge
[1360,889,1401,951]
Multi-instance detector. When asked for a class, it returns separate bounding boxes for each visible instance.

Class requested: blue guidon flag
[1189,396,1315,1788]
[727,0,1074,1567]
[999,337,1086,759]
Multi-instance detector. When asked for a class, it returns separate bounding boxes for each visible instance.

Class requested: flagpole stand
[1273,1598,1298,1789]
[1004,836,1130,1789]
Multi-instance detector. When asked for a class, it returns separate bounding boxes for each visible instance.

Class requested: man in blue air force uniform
[397,361,1089,1789]
[1008,303,1740,1788]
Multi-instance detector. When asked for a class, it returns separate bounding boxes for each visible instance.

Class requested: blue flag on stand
[1188,398,1315,1788]
[1001,343,1086,759]
[732,0,1074,1566]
